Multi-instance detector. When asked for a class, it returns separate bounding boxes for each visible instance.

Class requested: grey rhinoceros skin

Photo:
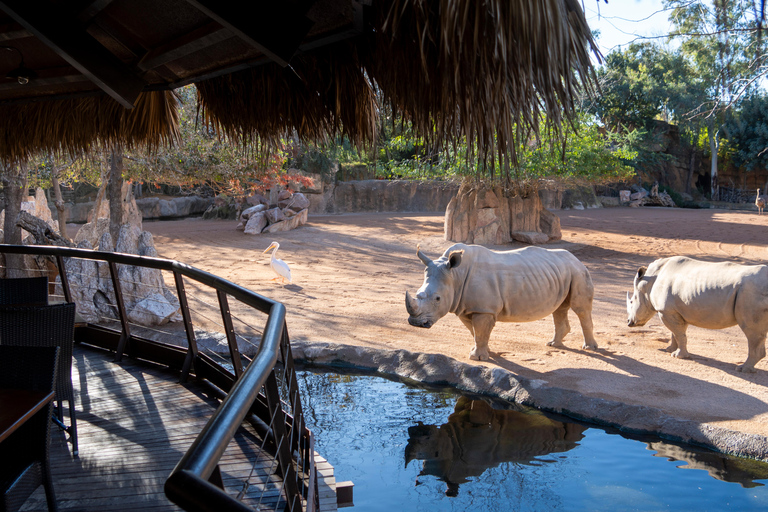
[405,243,598,361]
[627,256,768,373]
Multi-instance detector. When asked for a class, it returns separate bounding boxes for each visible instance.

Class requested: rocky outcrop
[56,226,181,326]
[57,184,181,326]
[627,184,676,208]
[236,191,310,235]
[444,182,561,245]
[135,196,213,219]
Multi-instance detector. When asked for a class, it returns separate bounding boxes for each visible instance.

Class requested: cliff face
[637,120,768,200]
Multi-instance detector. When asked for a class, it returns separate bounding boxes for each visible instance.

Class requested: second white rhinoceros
[405,243,598,361]
[627,256,768,372]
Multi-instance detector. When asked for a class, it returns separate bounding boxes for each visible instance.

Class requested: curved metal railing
[0,244,317,511]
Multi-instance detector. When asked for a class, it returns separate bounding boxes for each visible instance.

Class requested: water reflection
[645,439,768,488]
[405,396,587,496]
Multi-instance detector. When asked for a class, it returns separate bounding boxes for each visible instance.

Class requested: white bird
[757,188,767,215]
[263,241,291,284]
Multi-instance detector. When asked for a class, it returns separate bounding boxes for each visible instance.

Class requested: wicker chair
[0,303,78,457]
[0,277,49,306]
[0,345,59,512]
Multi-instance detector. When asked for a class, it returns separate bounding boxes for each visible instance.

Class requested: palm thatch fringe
[0,90,180,164]
[196,0,600,169]
[196,43,377,151]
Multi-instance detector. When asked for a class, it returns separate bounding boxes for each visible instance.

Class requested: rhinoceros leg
[658,312,690,359]
[467,313,496,361]
[547,301,571,347]
[737,327,766,373]
[567,275,598,350]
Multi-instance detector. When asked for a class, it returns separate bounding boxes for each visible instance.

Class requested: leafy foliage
[725,93,768,171]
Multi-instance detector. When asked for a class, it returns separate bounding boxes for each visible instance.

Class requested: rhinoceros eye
[435,295,441,302]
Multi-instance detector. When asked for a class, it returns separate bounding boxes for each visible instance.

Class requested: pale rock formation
[244,212,268,235]
[444,182,561,245]
[263,209,308,233]
[265,207,286,224]
[59,185,181,326]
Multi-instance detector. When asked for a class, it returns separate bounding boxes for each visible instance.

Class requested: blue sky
[583,0,673,60]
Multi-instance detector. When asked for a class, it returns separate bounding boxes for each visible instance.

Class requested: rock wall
[51,195,213,224]
[444,182,561,245]
[294,178,459,214]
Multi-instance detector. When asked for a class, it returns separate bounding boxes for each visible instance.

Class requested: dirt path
[147,207,768,442]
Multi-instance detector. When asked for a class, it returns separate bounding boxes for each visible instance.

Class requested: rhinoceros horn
[416,245,432,267]
[405,290,419,316]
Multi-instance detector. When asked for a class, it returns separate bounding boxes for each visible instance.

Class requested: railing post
[280,325,308,458]
[109,261,132,362]
[216,290,243,379]
[55,254,72,303]
[175,270,199,383]
[264,370,301,511]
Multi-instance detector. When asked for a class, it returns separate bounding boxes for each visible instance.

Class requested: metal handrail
[0,243,317,511]
[165,300,286,511]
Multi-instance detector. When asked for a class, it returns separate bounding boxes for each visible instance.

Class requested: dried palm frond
[196,43,378,154]
[363,0,600,167]
[196,0,599,174]
[0,90,180,164]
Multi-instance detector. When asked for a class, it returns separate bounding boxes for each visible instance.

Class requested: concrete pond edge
[291,341,768,463]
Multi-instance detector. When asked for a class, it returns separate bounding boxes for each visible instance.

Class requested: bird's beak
[263,243,276,254]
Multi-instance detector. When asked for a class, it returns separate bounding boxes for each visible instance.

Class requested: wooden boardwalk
[18,344,335,511]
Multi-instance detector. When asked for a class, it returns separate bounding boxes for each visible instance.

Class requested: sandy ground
[146,207,768,440]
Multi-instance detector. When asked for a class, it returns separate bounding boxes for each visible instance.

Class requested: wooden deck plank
[18,344,295,512]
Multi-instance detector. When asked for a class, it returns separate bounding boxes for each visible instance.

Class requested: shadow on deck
[20,344,336,511]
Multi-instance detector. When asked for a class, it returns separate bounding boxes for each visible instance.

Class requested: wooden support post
[175,270,198,383]
[109,261,131,361]
[216,289,242,379]
[56,254,72,303]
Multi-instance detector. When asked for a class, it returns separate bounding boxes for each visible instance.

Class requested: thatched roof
[0,0,599,163]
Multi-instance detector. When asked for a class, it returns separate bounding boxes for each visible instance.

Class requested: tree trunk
[108,147,124,244]
[2,161,28,277]
[709,127,719,201]
[51,170,69,240]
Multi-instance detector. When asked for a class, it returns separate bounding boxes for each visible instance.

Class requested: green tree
[665,0,767,198]
[725,93,768,175]
[592,41,709,193]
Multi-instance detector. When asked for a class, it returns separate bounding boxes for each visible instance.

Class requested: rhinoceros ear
[634,266,647,286]
[447,250,464,269]
[416,244,432,266]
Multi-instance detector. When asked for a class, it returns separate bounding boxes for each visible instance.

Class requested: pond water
[296,368,768,512]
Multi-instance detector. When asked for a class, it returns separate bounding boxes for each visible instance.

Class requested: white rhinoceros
[627,256,768,373]
[405,244,598,361]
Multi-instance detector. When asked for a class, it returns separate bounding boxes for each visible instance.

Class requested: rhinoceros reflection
[405,397,587,496]
[647,440,768,488]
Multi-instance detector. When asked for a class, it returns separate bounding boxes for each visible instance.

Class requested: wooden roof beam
[77,0,117,23]
[185,0,317,67]
[0,22,30,42]
[0,0,145,108]
[137,22,232,72]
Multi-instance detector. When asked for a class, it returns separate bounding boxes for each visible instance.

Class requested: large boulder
[263,209,308,233]
[284,192,311,212]
[244,212,268,234]
[445,182,561,245]
[265,207,287,224]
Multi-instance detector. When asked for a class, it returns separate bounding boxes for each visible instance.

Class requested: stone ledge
[291,341,768,462]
